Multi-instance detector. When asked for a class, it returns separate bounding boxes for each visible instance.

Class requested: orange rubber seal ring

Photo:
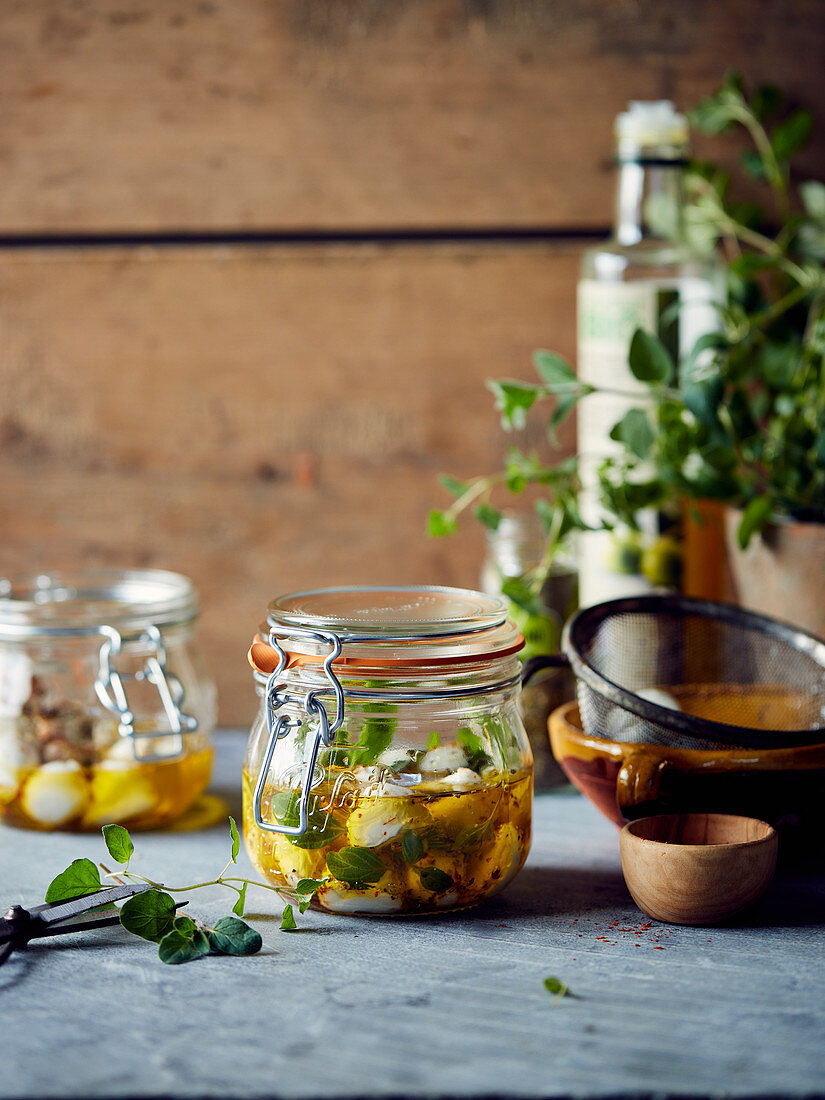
[247,632,524,676]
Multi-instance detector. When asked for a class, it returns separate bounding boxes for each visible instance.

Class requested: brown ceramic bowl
[620,812,778,925]
[549,700,825,851]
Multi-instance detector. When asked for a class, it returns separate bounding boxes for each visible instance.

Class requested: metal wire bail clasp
[252,626,344,836]
[94,624,198,761]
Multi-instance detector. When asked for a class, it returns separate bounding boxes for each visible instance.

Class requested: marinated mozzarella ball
[350,765,382,790]
[346,797,412,848]
[377,780,418,797]
[21,760,88,827]
[138,733,183,760]
[259,832,327,888]
[103,736,138,764]
[441,767,483,791]
[420,744,468,775]
[103,731,184,766]
[105,733,182,763]
[317,884,404,914]
[375,747,417,772]
[483,824,524,896]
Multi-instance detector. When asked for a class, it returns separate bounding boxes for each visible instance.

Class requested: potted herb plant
[431,75,825,636]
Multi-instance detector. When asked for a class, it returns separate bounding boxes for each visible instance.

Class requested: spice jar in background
[0,569,216,831]
[480,512,577,789]
[244,585,533,915]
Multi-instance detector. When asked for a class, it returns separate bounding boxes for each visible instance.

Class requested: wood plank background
[1,1,824,723]
[0,0,824,233]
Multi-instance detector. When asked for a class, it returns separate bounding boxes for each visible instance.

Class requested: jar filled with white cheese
[244,585,533,915]
[0,569,216,830]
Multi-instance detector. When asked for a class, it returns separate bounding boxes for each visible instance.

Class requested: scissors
[0,882,183,965]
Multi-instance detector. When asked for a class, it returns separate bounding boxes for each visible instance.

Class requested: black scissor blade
[25,881,154,926]
[29,898,189,941]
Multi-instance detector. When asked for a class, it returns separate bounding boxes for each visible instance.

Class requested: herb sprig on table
[44,819,328,965]
[543,975,573,1003]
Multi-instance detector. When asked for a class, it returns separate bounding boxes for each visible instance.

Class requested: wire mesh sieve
[560,595,825,750]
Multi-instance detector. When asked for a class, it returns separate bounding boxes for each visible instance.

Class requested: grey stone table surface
[2,732,824,1100]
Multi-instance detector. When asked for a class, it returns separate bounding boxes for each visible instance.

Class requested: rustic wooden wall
[2,0,824,724]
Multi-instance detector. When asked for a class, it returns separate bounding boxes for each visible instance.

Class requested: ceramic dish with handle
[549,700,825,851]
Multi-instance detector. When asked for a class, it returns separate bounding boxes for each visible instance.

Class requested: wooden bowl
[619,813,778,925]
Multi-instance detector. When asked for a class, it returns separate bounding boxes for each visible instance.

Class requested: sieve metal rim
[561,594,825,750]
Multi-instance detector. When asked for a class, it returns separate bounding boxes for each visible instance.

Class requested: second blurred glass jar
[481,512,577,789]
[0,569,216,831]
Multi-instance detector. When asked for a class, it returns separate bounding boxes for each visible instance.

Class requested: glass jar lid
[0,569,199,638]
[250,584,523,673]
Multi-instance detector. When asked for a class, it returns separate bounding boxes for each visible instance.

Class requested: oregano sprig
[42,818,328,965]
[543,976,573,1004]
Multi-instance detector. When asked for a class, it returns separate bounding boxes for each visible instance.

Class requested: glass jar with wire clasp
[0,569,216,831]
[243,585,534,915]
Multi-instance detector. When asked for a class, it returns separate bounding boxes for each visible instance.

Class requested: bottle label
[576,277,715,606]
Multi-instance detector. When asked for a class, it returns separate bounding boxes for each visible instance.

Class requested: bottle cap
[615,100,689,155]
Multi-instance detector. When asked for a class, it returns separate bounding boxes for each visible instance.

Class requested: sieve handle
[616,749,669,815]
[521,653,569,687]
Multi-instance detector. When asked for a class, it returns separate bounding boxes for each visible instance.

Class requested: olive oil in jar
[244,748,532,915]
[0,747,214,831]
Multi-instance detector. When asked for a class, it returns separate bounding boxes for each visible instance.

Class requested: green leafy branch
[428,354,595,610]
[689,72,812,221]
[430,75,825,575]
[683,80,825,534]
[429,342,676,609]
[43,819,329,965]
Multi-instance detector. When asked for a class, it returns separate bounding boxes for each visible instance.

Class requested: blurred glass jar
[0,569,216,831]
[243,585,532,915]
[481,512,578,789]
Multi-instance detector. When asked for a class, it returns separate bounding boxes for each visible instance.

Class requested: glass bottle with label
[577,100,722,607]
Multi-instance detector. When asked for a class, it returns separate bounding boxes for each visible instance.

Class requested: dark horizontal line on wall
[0,226,608,249]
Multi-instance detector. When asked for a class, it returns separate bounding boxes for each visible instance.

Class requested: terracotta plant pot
[725,509,825,640]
